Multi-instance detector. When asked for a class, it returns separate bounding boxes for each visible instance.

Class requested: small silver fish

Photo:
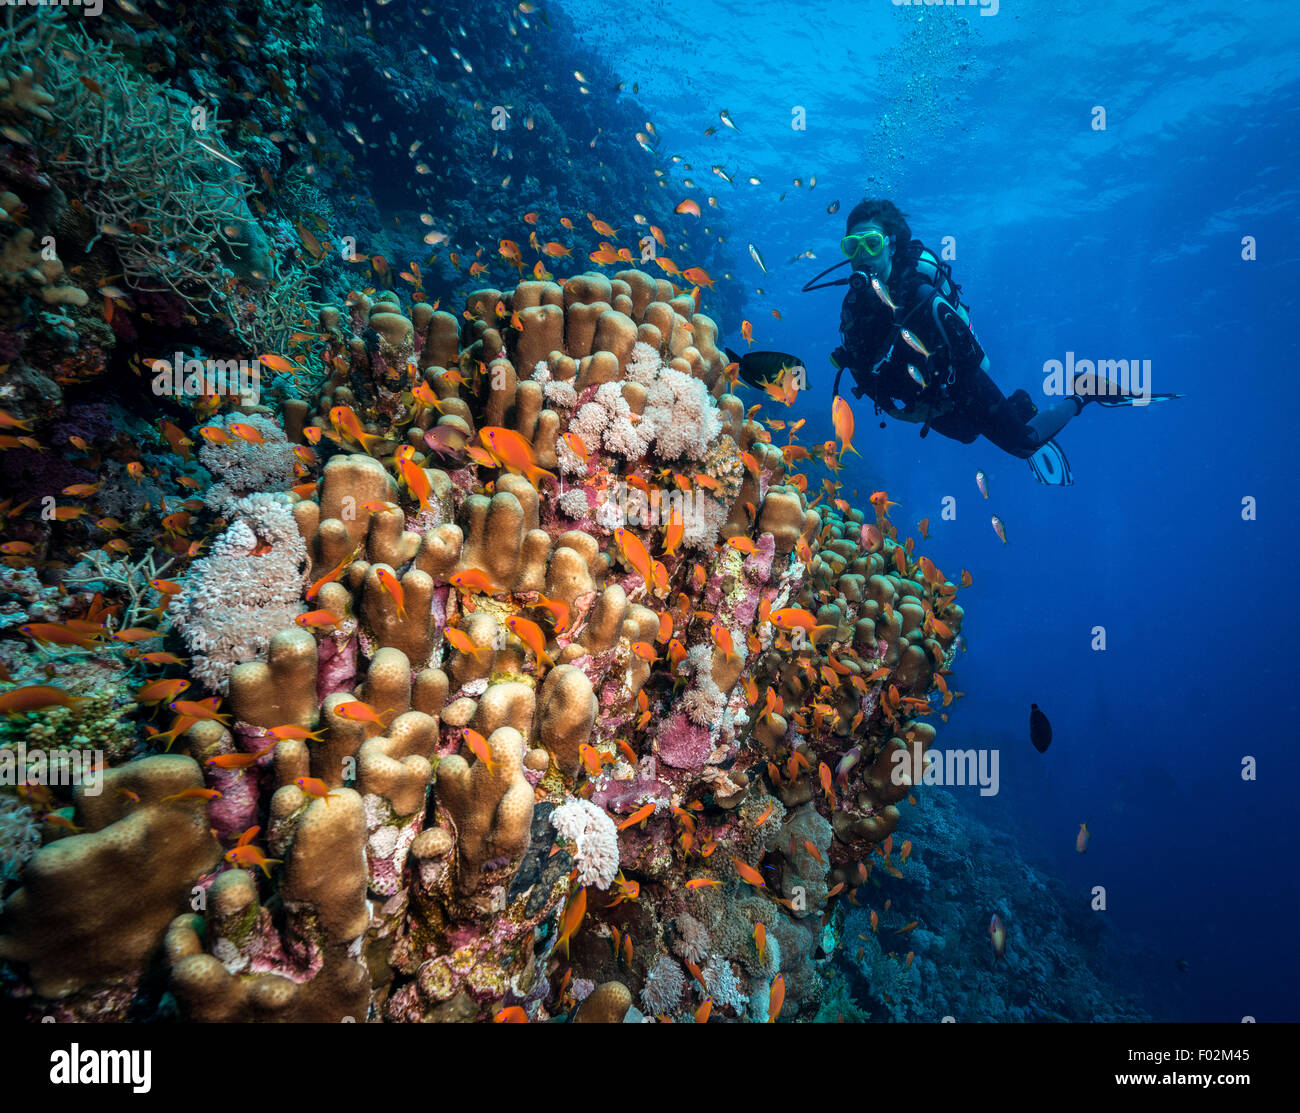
[871,276,897,311]
[900,328,931,359]
[976,470,989,499]
[748,243,767,274]
[907,365,926,389]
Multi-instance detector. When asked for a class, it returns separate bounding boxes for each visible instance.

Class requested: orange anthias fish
[394,446,434,513]
[731,856,766,889]
[831,395,859,456]
[686,878,722,890]
[329,405,384,455]
[662,511,684,557]
[306,549,361,601]
[228,422,265,445]
[462,728,500,775]
[505,615,554,668]
[375,567,406,619]
[225,825,282,877]
[20,623,103,649]
[0,685,86,714]
[682,266,714,289]
[444,625,490,662]
[158,787,223,804]
[448,568,498,595]
[267,724,328,742]
[870,490,900,518]
[205,744,275,772]
[614,527,654,594]
[555,887,587,958]
[579,742,604,778]
[818,761,836,808]
[135,678,190,704]
[295,776,338,805]
[138,652,188,666]
[753,922,767,964]
[768,973,785,1022]
[617,802,657,831]
[169,698,230,724]
[478,426,556,489]
[296,609,343,630]
[561,432,588,462]
[534,593,573,630]
[606,870,640,908]
[710,623,736,661]
[334,700,389,728]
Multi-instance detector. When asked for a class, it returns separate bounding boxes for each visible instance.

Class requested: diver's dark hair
[845,199,912,245]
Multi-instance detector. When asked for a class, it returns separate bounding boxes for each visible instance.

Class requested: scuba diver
[728,200,1180,484]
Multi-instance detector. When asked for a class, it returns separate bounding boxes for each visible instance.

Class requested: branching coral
[63,549,175,641]
[0,7,263,325]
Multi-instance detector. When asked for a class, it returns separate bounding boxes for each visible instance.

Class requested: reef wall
[1,263,963,1022]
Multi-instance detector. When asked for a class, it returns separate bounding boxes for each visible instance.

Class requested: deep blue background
[560,0,1300,1020]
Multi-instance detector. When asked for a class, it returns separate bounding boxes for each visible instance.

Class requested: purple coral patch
[656,710,713,770]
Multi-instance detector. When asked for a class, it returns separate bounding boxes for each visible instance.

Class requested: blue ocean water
[559,0,1300,1020]
[1,0,1294,1029]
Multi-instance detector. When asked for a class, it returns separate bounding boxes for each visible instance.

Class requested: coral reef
[0,263,967,1022]
[834,790,1150,1023]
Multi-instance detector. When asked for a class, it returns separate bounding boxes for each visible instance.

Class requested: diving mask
[841,230,890,260]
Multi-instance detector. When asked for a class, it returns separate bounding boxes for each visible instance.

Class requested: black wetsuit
[832,240,1045,459]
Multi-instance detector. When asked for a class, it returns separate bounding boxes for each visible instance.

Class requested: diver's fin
[1027,439,1073,486]
[1093,392,1184,408]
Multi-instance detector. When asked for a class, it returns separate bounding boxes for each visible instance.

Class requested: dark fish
[1029,703,1052,753]
[724,348,804,390]
[1175,958,1190,973]
[827,200,840,215]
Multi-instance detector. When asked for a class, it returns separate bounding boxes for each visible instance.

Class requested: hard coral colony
[0,2,964,1024]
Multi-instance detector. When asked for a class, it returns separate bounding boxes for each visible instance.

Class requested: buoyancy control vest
[833,240,986,434]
